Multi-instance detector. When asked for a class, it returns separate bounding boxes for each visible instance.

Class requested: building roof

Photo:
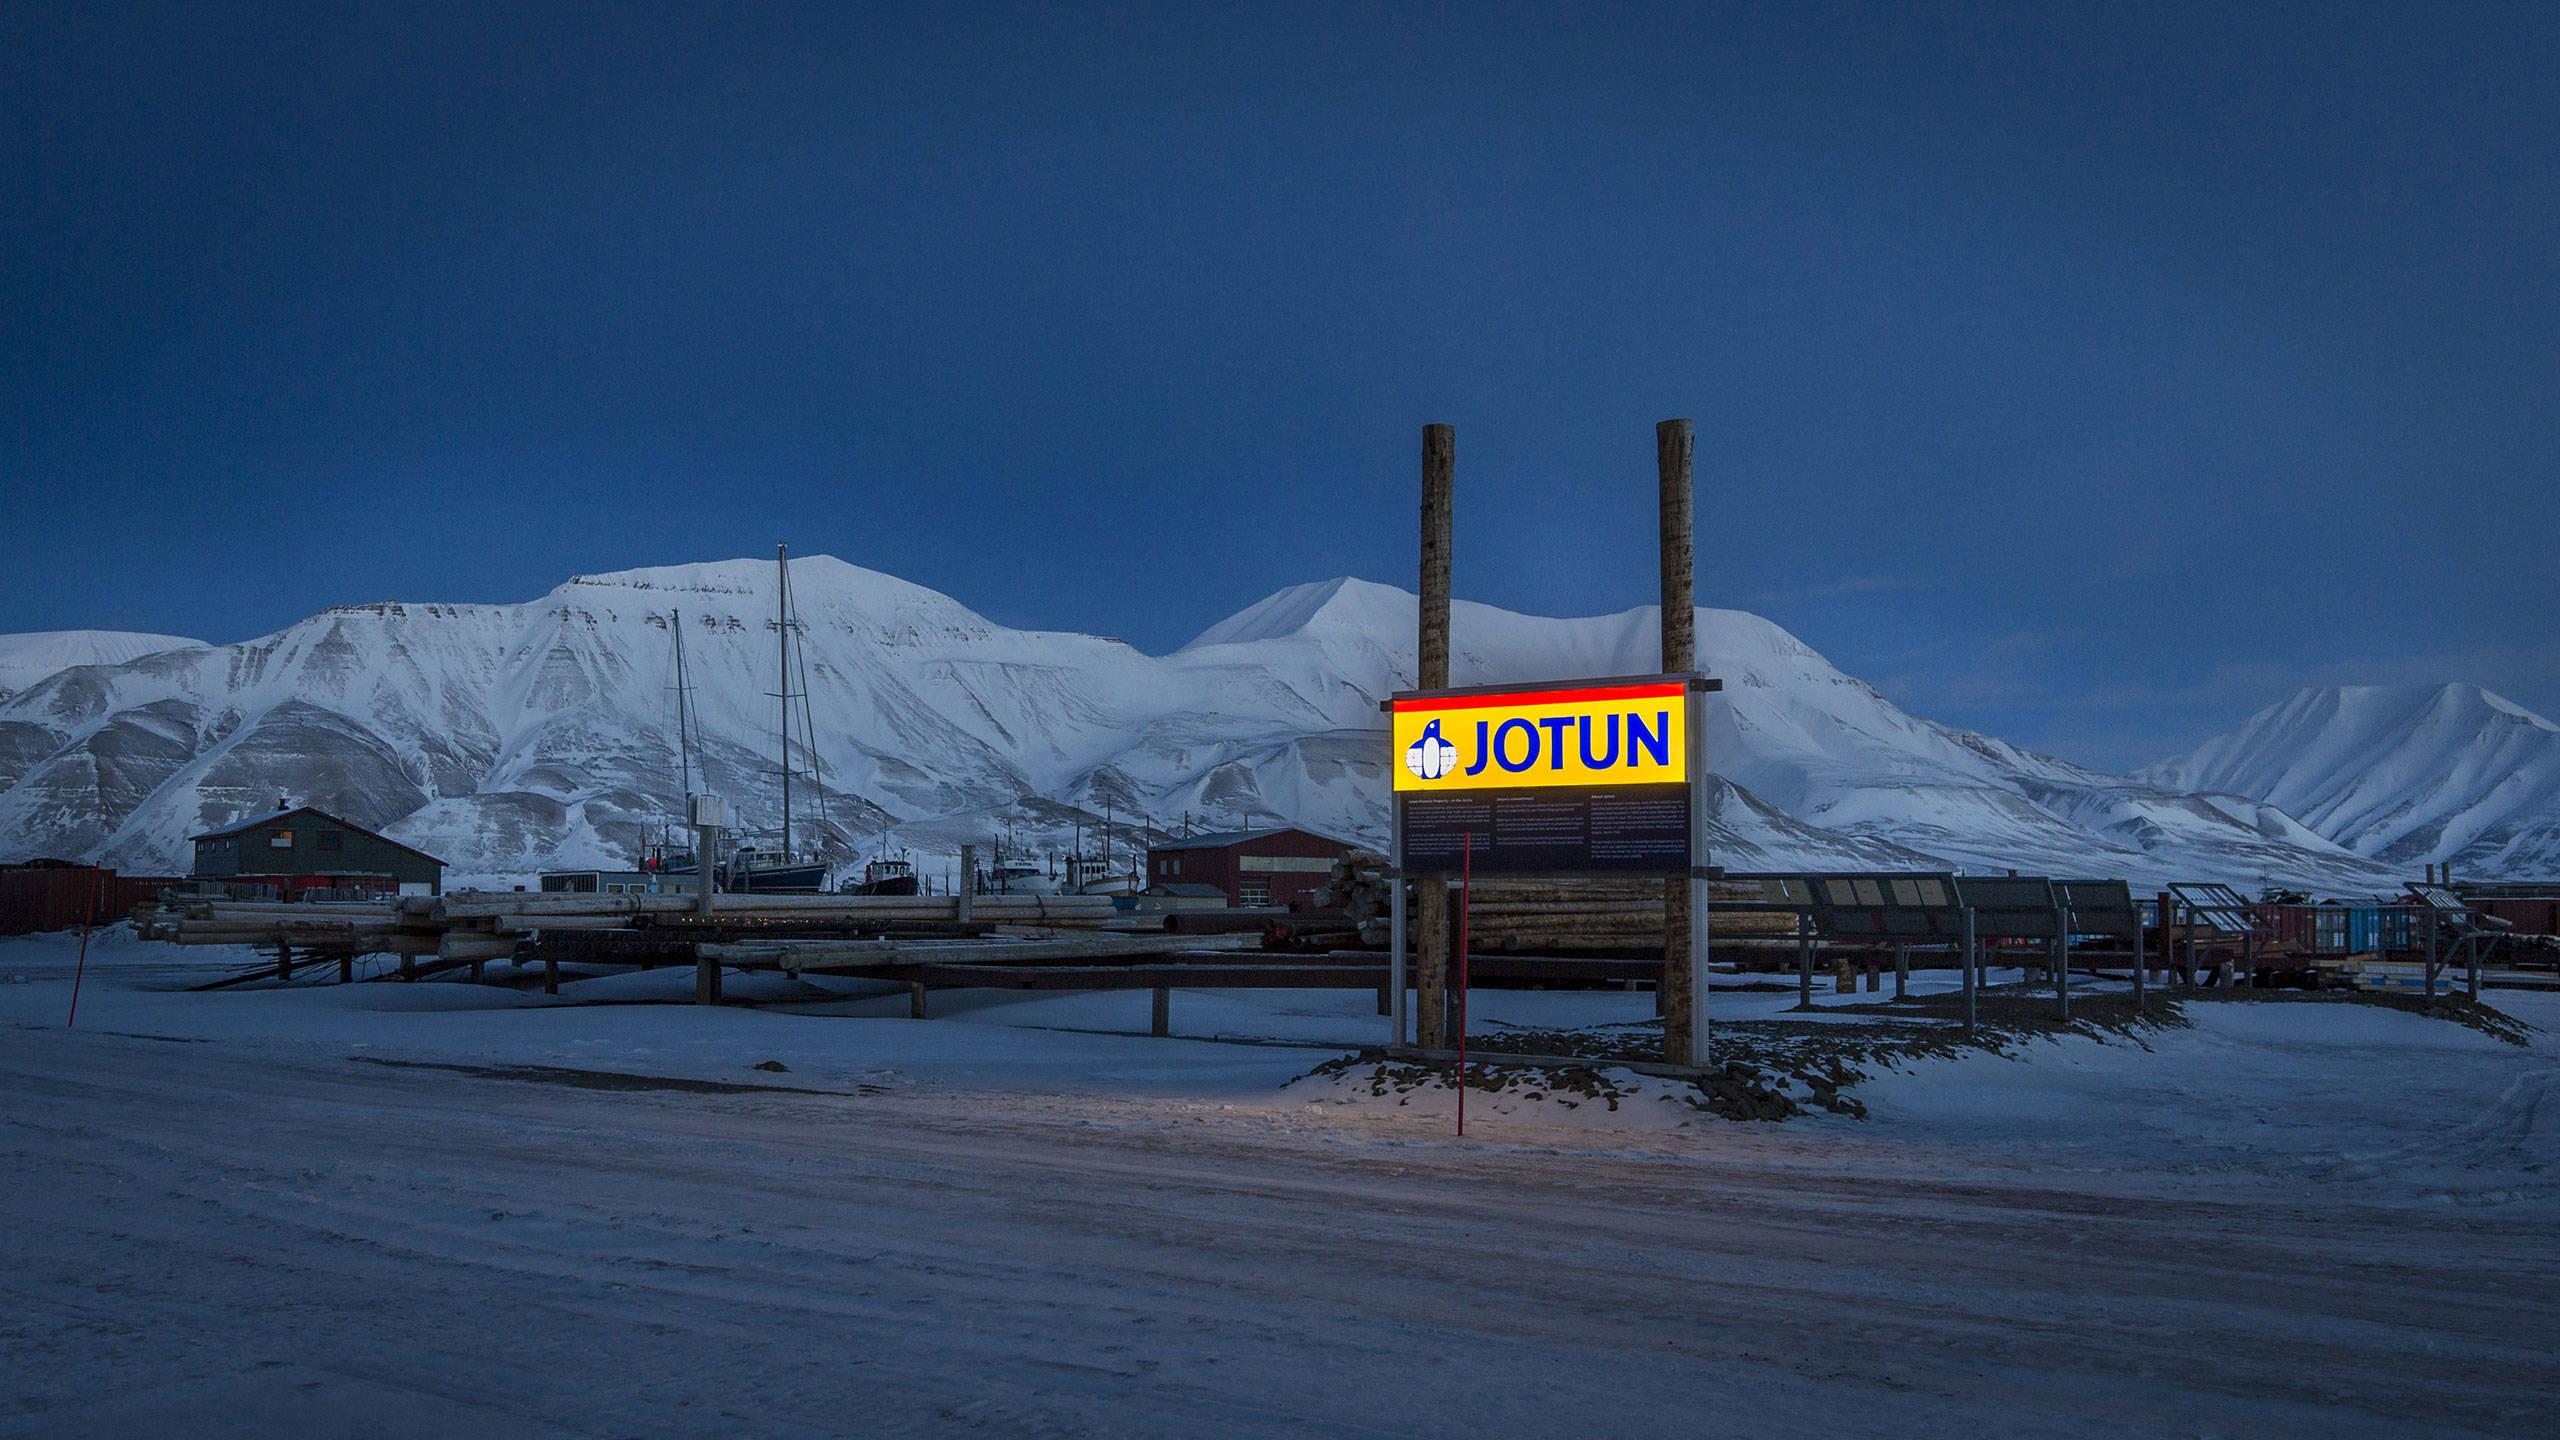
[1148,826,1354,853]
[190,806,449,867]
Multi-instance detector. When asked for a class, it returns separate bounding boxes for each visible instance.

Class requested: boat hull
[733,863,827,893]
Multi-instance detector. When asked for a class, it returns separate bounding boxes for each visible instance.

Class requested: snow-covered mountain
[0,557,2418,890]
[2142,684,2560,879]
[0,630,209,700]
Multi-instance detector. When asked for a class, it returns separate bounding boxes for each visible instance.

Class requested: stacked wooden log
[1457,880,1799,952]
[416,891,1116,924]
[140,889,1123,957]
[699,930,1258,973]
[1330,873,1802,951]
[140,877,1807,965]
[140,900,407,949]
[1310,850,1393,924]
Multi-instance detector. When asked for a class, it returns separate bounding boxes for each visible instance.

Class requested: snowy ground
[3,926,2555,1437]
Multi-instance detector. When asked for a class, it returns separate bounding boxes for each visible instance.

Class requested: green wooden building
[190,805,447,896]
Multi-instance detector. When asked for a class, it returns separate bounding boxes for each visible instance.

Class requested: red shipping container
[0,866,181,935]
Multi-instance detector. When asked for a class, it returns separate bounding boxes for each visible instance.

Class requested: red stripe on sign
[1393,682,1687,712]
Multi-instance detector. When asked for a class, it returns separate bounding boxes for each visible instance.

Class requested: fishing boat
[726,840,827,893]
[843,856,919,896]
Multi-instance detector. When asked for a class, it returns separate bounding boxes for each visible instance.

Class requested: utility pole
[1658,418,1700,1065]
[1414,423,1455,1049]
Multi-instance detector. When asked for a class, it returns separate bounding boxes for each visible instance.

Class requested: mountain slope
[0,560,2415,890]
[1173,580,2404,890]
[2142,685,2560,878]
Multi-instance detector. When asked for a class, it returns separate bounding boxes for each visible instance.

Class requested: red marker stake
[66,866,99,1028]
[1457,832,1472,1138]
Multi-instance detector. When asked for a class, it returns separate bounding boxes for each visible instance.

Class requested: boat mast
[791,569,831,866]
[669,608,696,799]
[776,544,792,858]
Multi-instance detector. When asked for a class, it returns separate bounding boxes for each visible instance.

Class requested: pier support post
[909,982,929,1019]
[544,955,559,995]
[695,955,720,1005]
[696,819,718,919]
[1151,985,1171,1037]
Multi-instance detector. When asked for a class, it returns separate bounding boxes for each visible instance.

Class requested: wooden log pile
[1313,864,1803,951]
[698,930,1258,973]
[138,889,1124,958]
[1458,882,1799,952]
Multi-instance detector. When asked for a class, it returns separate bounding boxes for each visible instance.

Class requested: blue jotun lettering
[1462,712,1673,775]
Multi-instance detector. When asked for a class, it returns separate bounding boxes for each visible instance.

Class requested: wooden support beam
[1415,422,1454,1051]
[701,930,1256,973]
[1658,416,1697,1066]
[435,934,516,965]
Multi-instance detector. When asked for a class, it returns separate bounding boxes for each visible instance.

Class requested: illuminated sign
[1387,674,1718,876]
[1391,681,1688,792]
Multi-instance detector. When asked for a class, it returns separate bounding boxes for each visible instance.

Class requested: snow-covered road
[3,932,2555,1436]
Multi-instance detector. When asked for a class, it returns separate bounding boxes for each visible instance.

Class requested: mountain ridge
[2142,683,2560,877]
[0,630,212,701]
[0,557,2445,890]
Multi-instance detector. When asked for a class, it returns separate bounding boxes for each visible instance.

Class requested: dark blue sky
[6,2,2553,770]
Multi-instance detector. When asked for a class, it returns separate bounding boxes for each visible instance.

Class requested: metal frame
[1950,876,2063,939]
[2166,882,2258,938]
[1382,672,1721,706]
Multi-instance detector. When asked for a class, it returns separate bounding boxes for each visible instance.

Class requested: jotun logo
[1391,681,1688,793]
[1405,719,1461,780]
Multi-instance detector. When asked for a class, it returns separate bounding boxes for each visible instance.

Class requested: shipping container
[0,866,183,935]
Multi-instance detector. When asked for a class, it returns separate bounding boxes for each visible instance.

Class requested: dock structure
[134,872,2560,1029]
[144,891,1146,991]
[148,889,1123,948]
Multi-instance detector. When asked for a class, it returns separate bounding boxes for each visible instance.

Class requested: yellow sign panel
[1391,682,1688,792]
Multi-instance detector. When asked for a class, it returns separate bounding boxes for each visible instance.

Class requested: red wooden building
[0,864,182,935]
[1146,827,1355,909]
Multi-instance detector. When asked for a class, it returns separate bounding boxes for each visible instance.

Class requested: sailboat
[728,544,830,893]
